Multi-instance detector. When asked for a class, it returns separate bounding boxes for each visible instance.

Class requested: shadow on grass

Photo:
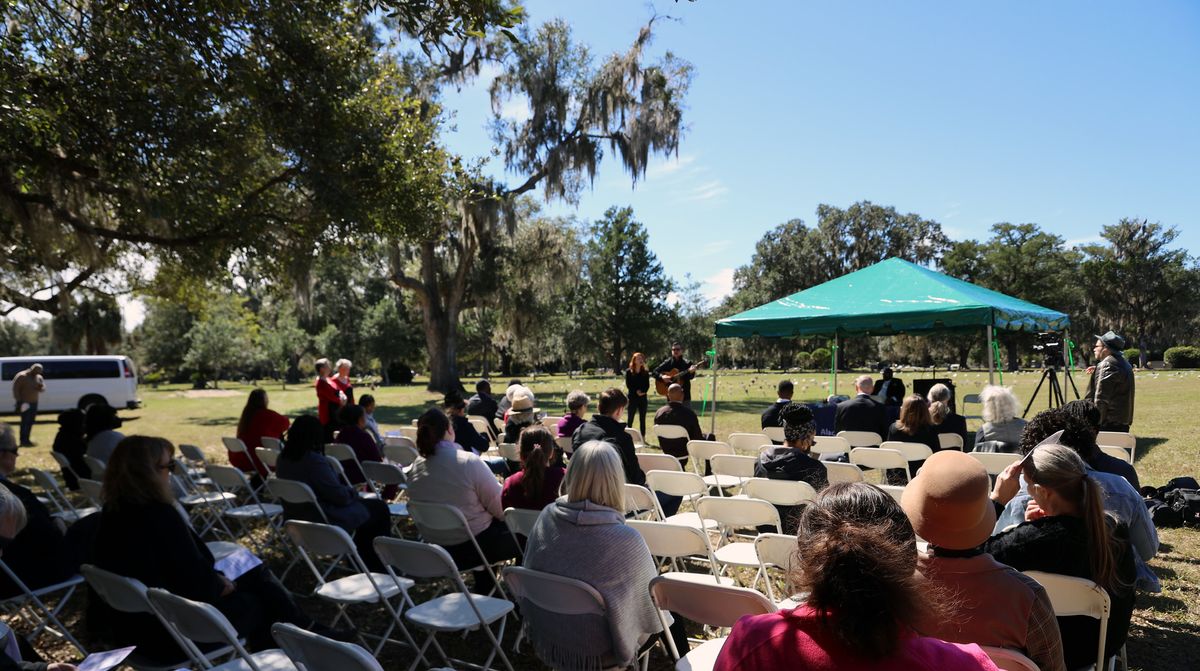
[185,415,239,427]
[1128,614,1200,670]
[1134,436,1168,462]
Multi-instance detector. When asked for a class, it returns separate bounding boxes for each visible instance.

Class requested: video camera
[1032,332,1064,367]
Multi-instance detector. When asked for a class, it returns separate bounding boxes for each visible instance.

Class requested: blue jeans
[17,402,37,445]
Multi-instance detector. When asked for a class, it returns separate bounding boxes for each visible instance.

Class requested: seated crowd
[3,364,1153,671]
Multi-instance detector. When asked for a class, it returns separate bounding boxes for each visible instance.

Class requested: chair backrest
[754,533,798,571]
[407,500,474,545]
[710,454,758,480]
[686,441,734,472]
[623,485,663,520]
[980,645,1040,671]
[81,564,153,614]
[626,519,719,569]
[398,426,418,441]
[255,446,280,470]
[373,536,461,581]
[502,566,605,617]
[467,415,494,432]
[221,437,250,456]
[636,452,683,473]
[652,424,689,443]
[178,443,207,464]
[324,442,357,463]
[29,469,69,510]
[696,496,780,533]
[272,622,383,671]
[555,435,574,456]
[727,433,770,453]
[285,519,358,558]
[1096,431,1135,451]
[503,507,542,539]
[762,426,785,443]
[625,427,645,447]
[470,417,494,438]
[538,417,559,431]
[837,430,883,448]
[497,443,521,462]
[849,447,909,478]
[83,455,107,478]
[812,435,851,457]
[206,464,250,493]
[361,461,406,487]
[645,470,706,498]
[648,574,777,628]
[146,588,246,655]
[879,484,906,503]
[937,433,965,450]
[1099,445,1132,463]
[48,451,75,475]
[260,436,284,452]
[1024,570,1111,671]
[383,442,419,467]
[880,441,933,462]
[742,478,817,506]
[823,462,864,484]
[78,478,104,506]
[970,451,1021,475]
[267,478,329,523]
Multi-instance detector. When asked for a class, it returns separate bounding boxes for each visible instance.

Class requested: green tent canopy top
[714,257,1070,338]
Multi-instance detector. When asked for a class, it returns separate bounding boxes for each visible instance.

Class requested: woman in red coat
[314,358,344,430]
[234,389,289,476]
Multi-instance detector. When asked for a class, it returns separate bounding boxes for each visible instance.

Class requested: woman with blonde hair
[520,441,663,669]
[975,385,1026,453]
[624,352,650,436]
[926,383,968,448]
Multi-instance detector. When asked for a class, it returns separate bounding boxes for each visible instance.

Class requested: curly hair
[1018,408,1098,459]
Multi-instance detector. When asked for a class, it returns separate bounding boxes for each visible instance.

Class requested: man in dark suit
[761,380,794,444]
[872,367,906,405]
[836,375,890,441]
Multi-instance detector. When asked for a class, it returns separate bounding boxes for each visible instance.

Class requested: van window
[0,360,119,380]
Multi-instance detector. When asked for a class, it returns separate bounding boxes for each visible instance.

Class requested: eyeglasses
[157,461,178,474]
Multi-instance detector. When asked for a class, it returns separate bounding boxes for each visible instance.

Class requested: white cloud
[682,179,729,202]
[701,268,736,304]
[1066,235,1104,248]
[647,153,698,180]
[497,97,531,122]
[699,240,732,257]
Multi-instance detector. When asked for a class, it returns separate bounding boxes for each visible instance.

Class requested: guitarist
[655,342,699,407]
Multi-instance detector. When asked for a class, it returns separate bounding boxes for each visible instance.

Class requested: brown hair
[237,388,268,436]
[627,352,647,374]
[102,436,176,510]
[518,425,554,499]
[416,407,450,458]
[597,388,628,416]
[792,482,933,659]
[896,394,932,434]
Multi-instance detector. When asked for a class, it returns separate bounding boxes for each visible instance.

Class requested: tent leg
[709,342,718,437]
[832,334,839,397]
[987,325,995,386]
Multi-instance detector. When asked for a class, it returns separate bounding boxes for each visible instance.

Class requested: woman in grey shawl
[521,440,664,670]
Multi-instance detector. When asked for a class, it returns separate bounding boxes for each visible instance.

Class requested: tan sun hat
[900,450,996,551]
[510,389,536,413]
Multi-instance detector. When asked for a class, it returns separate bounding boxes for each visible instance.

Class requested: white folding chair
[1024,570,1122,671]
[373,538,515,671]
[980,645,1041,671]
[146,587,297,671]
[708,454,757,495]
[879,484,906,503]
[686,440,736,488]
[727,433,770,454]
[406,501,510,599]
[30,468,97,524]
[970,451,1022,476]
[812,435,851,459]
[470,418,495,443]
[47,451,82,487]
[205,464,287,555]
[623,484,663,521]
[267,478,329,580]
[83,455,107,479]
[538,417,559,431]
[652,424,689,448]
[1099,445,1132,464]
[176,444,213,484]
[881,440,933,465]
[468,415,497,438]
[849,447,910,483]
[361,461,409,506]
[384,440,419,469]
[495,443,521,462]
[754,533,801,606]
[255,446,280,472]
[962,393,982,421]
[325,443,377,495]
[220,437,264,490]
[284,520,418,656]
[741,478,817,508]
[272,622,383,671]
[637,452,683,473]
[762,426,785,443]
[502,507,542,557]
[695,496,780,586]
[645,470,718,530]
[502,566,652,671]
[837,430,883,448]
[937,433,965,451]
[555,435,574,456]
[1097,431,1136,462]
[823,462,864,484]
[398,426,419,442]
[626,427,646,449]
[261,436,284,452]
[625,519,732,586]
[0,559,86,655]
[648,574,777,669]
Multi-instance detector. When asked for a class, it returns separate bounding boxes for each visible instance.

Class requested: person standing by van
[11,363,44,447]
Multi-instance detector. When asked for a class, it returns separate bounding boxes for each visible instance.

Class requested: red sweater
[315,376,342,425]
[234,409,289,476]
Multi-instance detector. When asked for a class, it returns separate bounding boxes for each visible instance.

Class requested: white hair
[0,424,14,453]
[980,385,1020,424]
[335,359,352,370]
[0,481,27,534]
[855,375,873,393]
[566,390,590,412]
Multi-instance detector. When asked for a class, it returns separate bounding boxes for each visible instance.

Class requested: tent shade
[714,258,1069,338]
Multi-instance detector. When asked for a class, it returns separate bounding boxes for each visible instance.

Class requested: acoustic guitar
[654,360,706,397]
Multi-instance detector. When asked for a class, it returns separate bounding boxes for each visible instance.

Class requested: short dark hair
[476,380,491,393]
[339,403,365,426]
[777,380,794,397]
[598,388,628,415]
[1062,399,1100,432]
[281,415,324,461]
[1019,408,1098,459]
[671,342,682,349]
[359,393,376,408]
[443,392,466,411]
[508,379,522,387]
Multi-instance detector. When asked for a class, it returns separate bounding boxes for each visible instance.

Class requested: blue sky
[439,0,1200,304]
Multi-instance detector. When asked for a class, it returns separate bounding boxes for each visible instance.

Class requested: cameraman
[1085,330,1135,431]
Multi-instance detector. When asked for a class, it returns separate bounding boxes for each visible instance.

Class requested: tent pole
[709,338,718,437]
[832,333,839,397]
[987,325,995,386]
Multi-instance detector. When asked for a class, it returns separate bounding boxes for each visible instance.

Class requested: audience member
[497,380,535,420]
[625,353,651,437]
[503,389,539,445]
[233,389,288,477]
[834,375,888,445]
[276,415,391,570]
[974,386,1026,453]
[927,383,968,448]
[521,441,665,669]
[332,358,355,406]
[714,482,998,671]
[556,390,589,439]
[755,404,828,533]
[1062,400,1139,490]
[575,389,644,487]
[313,358,344,438]
[52,409,90,490]
[0,425,78,599]
[887,394,941,478]
[466,380,499,423]
[334,404,391,496]
[872,367,907,405]
[760,380,794,442]
[93,435,325,661]
[653,384,711,466]
[84,404,124,464]
[406,408,519,594]
[902,451,1065,671]
[984,444,1135,670]
[359,394,384,448]
[444,392,490,455]
[501,426,565,511]
[1086,331,1135,431]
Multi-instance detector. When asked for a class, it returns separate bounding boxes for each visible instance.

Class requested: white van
[1,355,141,412]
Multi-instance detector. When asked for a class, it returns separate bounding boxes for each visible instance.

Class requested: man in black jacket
[835,375,889,442]
[466,380,499,440]
[654,343,698,406]
[761,380,794,443]
[872,367,906,406]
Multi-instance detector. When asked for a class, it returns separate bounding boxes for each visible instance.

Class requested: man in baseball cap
[1085,330,1134,431]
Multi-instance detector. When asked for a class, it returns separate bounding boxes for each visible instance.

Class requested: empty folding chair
[645,471,717,530]
[727,433,770,454]
[709,454,757,495]
[271,622,384,671]
[970,451,1021,477]
[849,447,910,484]
[1024,570,1123,671]
[882,440,933,466]
[762,426,785,444]
[624,484,663,521]
[685,440,735,485]
[30,468,97,524]
[740,478,816,508]
[1097,431,1136,462]
[176,444,213,485]
[626,426,646,449]
[373,537,515,671]
[383,440,419,469]
[325,443,377,496]
[502,507,542,556]
[812,435,851,460]
[695,496,780,586]
[0,558,86,655]
[636,452,683,473]
[360,461,409,520]
[267,479,329,581]
[205,464,286,555]
[1099,445,1132,464]
[754,533,800,606]
[980,645,1041,671]
[837,430,883,449]
[625,519,732,586]
[503,566,653,671]
[962,393,982,421]
[937,433,965,451]
[83,455,107,480]
[284,520,417,656]
[823,462,864,484]
[648,574,777,670]
[406,501,510,599]
[255,446,280,473]
[146,587,297,671]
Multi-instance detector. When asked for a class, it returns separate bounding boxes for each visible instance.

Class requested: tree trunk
[423,306,461,393]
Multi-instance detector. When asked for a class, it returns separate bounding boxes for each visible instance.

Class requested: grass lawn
[10,368,1200,670]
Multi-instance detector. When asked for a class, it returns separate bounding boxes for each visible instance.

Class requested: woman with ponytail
[983,444,1135,669]
[715,482,999,671]
[501,426,566,511]
[406,408,520,594]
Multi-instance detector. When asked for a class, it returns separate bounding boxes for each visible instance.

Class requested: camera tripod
[1022,364,1080,417]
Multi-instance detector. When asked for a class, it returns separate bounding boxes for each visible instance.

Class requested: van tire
[78,394,108,411]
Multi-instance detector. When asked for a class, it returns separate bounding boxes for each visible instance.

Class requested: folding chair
[652,424,689,449]
[624,484,663,521]
[361,461,410,520]
[625,519,732,586]
[686,440,736,488]
[695,496,780,586]
[837,430,883,448]
[325,443,377,495]
[740,478,816,508]
[636,452,683,473]
[490,417,504,435]
[879,484,906,503]
[648,574,776,669]
[938,433,965,451]
[255,446,280,473]
[1097,431,1136,462]
[398,426,419,442]
[645,471,718,530]
[284,520,418,656]
[962,393,982,421]
[495,443,521,462]
[502,566,652,671]
[384,440,419,468]
[146,587,297,671]
[81,564,235,671]
[205,464,286,556]
[373,537,515,671]
[406,501,510,600]
[1024,570,1123,671]
[272,622,384,671]
[555,435,574,457]
[849,447,910,483]
[708,454,757,495]
[220,437,265,491]
[882,440,933,465]
[1099,445,1132,463]
[824,462,864,484]
[626,427,646,449]
[470,418,495,444]
[176,444,213,485]
[538,417,559,432]
[267,479,329,581]
[502,507,542,557]
[261,437,284,452]
[970,451,1021,476]
[0,559,86,655]
[468,416,497,440]
[727,433,770,454]
[176,467,239,540]
[83,455,107,479]
[30,468,98,524]
[76,478,104,508]
[762,426,785,443]
[47,451,82,488]
[754,533,800,606]
[980,645,1040,671]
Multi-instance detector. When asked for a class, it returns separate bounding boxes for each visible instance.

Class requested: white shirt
[406,440,502,542]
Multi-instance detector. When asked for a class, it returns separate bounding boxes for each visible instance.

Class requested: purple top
[557,413,586,439]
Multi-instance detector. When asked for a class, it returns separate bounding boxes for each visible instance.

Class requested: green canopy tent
[707,258,1070,431]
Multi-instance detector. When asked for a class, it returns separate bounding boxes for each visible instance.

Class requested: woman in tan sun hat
[902,450,1066,671]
